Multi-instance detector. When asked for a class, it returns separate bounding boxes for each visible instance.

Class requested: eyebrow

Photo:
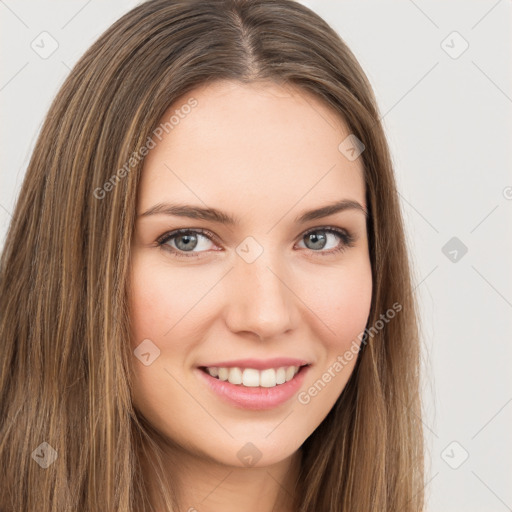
[139,199,368,225]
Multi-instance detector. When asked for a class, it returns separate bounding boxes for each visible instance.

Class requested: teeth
[229,367,243,385]
[285,366,296,382]
[260,369,275,388]
[276,367,286,385]
[205,365,301,387]
[242,368,259,387]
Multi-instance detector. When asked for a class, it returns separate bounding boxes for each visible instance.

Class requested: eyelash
[156,226,355,259]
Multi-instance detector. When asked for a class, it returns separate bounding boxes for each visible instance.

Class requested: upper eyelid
[156,227,217,246]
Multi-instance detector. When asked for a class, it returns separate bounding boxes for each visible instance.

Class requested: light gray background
[1,1,511,510]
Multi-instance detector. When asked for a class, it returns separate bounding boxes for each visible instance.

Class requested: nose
[223,247,300,341]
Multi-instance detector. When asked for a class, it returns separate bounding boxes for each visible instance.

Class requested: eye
[156,228,218,258]
[296,226,355,256]
[156,226,355,259]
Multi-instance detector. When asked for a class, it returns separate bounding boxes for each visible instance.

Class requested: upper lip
[199,357,311,370]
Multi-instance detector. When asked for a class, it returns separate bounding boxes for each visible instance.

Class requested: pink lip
[199,357,310,370]
[196,364,311,410]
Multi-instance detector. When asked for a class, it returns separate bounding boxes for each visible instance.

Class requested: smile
[201,365,303,388]
[196,361,311,410]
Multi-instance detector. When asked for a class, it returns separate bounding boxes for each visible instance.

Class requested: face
[129,80,372,469]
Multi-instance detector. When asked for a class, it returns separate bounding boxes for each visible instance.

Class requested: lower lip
[196,365,311,410]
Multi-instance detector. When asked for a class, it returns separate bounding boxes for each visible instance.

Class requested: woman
[0,0,424,510]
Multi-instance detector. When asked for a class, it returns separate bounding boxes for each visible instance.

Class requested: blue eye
[299,226,355,255]
[157,228,215,256]
[156,226,355,259]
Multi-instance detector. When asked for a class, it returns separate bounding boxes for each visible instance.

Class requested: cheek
[129,259,198,349]
[127,260,196,413]
[127,259,201,431]
[129,278,166,348]
[331,276,373,342]
[295,262,372,427]
[305,257,373,349]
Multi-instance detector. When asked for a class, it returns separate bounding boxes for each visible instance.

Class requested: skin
[129,80,372,512]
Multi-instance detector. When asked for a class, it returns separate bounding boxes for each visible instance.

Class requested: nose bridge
[225,238,298,338]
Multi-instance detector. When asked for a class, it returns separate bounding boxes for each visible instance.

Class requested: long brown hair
[0,0,424,510]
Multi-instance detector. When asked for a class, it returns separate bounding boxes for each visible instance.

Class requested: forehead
[138,80,366,218]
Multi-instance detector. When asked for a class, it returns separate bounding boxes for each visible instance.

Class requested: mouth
[199,364,309,388]
[196,361,312,410]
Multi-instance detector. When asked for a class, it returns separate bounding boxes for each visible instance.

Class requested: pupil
[307,232,326,250]
[177,234,197,251]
